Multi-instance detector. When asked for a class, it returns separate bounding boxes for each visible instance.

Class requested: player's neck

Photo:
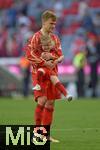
[41,28,50,36]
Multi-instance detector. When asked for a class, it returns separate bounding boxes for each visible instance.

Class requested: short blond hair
[42,10,57,22]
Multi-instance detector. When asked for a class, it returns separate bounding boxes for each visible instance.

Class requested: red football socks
[37,70,44,82]
[42,107,54,125]
[34,104,44,125]
[35,105,54,126]
[55,82,67,97]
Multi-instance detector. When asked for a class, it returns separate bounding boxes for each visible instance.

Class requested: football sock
[34,104,44,125]
[37,70,46,88]
[55,82,67,97]
[37,70,44,83]
[42,107,54,125]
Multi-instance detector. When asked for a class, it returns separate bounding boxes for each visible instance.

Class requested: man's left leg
[42,100,59,143]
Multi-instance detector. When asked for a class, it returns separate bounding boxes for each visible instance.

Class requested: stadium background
[0,1,100,150]
[0,0,100,97]
[0,0,100,96]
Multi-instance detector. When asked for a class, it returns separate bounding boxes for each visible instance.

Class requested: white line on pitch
[51,128,100,131]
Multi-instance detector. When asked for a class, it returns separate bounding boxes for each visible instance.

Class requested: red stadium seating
[69,2,79,14]
[89,0,100,8]
[61,22,81,35]
[0,0,13,9]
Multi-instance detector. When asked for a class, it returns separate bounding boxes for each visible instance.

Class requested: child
[32,34,73,101]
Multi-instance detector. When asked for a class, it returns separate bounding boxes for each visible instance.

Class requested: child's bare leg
[50,75,73,101]
[50,75,67,97]
[50,75,59,85]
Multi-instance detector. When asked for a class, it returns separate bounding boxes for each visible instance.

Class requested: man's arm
[25,34,46,66]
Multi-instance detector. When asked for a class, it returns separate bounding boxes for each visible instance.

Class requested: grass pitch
[0,97,100,150]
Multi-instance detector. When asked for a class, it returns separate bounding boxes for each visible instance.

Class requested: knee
[38,68,45,75]
[45,100,55,109]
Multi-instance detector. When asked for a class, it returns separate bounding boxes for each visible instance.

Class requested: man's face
[43,18,56,33]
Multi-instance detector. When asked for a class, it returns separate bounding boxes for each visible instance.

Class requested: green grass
[0,97,100,150]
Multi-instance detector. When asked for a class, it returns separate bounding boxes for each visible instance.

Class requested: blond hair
[42,10,57,22]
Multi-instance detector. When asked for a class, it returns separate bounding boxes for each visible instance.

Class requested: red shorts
[32,72,61,101]
[38,67,57,77]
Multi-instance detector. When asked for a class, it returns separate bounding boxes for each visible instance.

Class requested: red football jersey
[25,30,63,74]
